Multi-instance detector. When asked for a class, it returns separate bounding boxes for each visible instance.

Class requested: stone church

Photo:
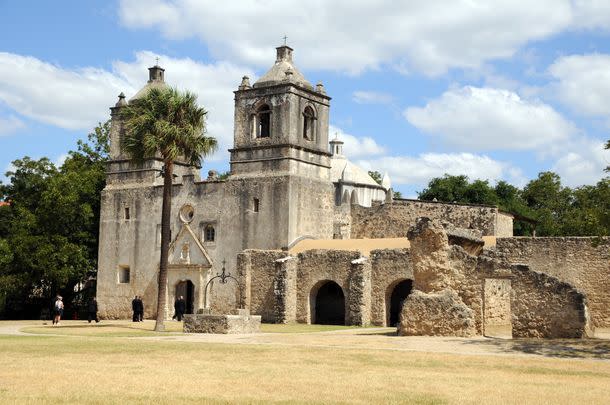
[97,46,609,338]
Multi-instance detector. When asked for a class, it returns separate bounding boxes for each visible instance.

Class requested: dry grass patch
[0,331,608,404]
[20,320,184,337]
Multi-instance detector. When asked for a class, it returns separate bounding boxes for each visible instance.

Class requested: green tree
[120,87,217,331]
[521,172,572,236]
[0,122,110,318]
[417,174,470,203]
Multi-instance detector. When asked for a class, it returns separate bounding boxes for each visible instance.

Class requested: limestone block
[407,217,464,292]
[183,314,261,334]
[397,289,476,337]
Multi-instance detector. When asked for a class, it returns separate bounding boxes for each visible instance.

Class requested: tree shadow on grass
[461,337,610,360]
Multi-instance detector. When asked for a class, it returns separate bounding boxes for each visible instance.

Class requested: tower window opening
[303,106,315,141]
[253,198,260,213]
[124,207,130,220]
[255,104,271,138]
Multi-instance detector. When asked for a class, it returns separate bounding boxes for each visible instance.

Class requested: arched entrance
[312,281,345,325]
[388,279,413,327]
[175,280,195,314]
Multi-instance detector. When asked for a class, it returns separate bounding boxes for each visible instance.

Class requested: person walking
[88,297,100,323]
[52,295,64,326]
[132,296,139,322]
[174,296,186,321]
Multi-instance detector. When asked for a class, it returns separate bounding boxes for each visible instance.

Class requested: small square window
[118,265,130,284]
[253,198,260,213]
[204,225,215,242]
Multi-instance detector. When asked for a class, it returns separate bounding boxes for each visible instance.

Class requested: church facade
[97,45,390,318]
[96,46,608,337]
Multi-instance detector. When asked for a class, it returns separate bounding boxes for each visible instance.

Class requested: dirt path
[2,321,608,360]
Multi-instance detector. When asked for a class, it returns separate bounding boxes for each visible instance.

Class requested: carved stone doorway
[176,280,195,314]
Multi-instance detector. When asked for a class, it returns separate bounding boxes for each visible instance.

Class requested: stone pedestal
[183,311,261,334]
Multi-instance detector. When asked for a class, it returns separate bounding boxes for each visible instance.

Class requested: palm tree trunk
[155,160,174,332]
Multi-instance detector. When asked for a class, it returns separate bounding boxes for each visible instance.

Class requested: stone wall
[496,237,610,327]
[483,278,512,338]
[510,265,591,338]
[295,250,361,324]
[370,249,412,326]
[496,212,514,238]
[350,200,500,239]
[237,249,285,322]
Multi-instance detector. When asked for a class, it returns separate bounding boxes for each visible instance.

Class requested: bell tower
[230,45,331,180]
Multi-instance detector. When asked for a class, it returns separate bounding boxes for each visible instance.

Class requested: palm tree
[120,87,217,331]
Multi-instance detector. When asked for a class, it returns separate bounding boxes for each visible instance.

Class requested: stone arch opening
[387,279,413,327]
[175,280,195,314]
[311,280,345,325]
[302,105,315,140]
[253,103,271,138]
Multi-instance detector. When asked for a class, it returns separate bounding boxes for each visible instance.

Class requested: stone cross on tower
[283,35,287,46]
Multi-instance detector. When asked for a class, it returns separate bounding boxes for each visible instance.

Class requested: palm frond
[119,87,217,167]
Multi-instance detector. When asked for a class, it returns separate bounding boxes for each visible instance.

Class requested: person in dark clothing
[174,296,186,321]
[132,296,139,322]
[88,297,100,323]
[136,297,144,322]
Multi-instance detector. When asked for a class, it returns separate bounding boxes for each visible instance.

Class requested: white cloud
[552,138,610,187]
[548,54,610,117]
[0,51,254,162]
[404,86,575,151]
[0,115,25,136]
[572,0,610,29]
[329,125,385,158]
[0,52,131,130]
[356,153,509,186]
[118,0,578,76]
[352,91,393,105]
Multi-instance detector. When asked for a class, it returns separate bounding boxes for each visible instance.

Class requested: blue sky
[1,1,609,197]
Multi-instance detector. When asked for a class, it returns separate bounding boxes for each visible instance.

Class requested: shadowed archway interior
[176,280,195,314]
[389,279,413,327]
[314,281,345,325]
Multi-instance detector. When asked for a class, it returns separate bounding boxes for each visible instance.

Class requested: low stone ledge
[183,313,261,334]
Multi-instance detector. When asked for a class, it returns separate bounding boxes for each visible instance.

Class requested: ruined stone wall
[496,237,610,327]
[350,200,499,238]
[238,249,285,322]
[495,212,514,237]
[295,250,361,324]
[510,265,591,338]
[370,249,412,326]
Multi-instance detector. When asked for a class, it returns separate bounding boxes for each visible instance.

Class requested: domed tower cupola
[230,44,332,179]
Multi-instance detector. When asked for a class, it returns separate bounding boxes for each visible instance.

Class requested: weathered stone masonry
[349,199,511,239]
[496,237,610,327]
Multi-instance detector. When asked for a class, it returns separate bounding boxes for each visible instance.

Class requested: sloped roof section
[330,155,383,188]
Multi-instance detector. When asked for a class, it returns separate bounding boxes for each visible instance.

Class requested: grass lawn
[0,322,609,404]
